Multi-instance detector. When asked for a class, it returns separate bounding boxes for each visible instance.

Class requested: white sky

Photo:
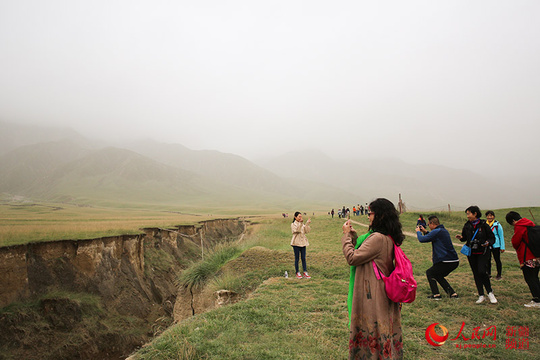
[1,1,539,177]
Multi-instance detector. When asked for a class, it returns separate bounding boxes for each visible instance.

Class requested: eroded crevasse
[0,218,247,360]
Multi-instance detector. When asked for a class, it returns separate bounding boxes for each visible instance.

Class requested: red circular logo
[425,323,449,347]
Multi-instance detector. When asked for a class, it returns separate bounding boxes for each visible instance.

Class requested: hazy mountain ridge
[0,143,218,204]
[255,150,522,210]
[122,139,294,195]
[0,139,94,193]
[0,122,92,156]
[0,121,535,210]
[0,122,354,208]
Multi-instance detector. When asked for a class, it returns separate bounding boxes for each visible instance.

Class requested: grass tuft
[178,244,242,290]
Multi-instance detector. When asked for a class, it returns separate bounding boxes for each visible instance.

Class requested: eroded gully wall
[0,218,246,359]
[0,218,246,310]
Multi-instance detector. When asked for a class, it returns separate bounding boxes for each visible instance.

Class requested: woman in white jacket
[291,211,311,279]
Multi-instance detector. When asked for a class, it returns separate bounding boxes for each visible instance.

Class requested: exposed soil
[0,218,247,360]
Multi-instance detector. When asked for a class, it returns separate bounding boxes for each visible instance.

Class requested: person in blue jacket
[416,215,460,299]
[486,210,505,280]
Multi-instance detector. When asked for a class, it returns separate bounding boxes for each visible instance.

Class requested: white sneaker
[476,295,485,304]
[524,301,540,308]
[487,292,498,304]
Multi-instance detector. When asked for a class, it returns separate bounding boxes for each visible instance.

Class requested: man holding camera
[416,216,460,300]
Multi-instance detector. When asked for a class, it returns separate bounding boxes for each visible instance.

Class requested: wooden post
[448,204,451,213]
[200,228,204,260]
[529,209,537,224]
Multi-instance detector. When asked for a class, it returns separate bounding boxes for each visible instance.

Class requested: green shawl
[347,230,373,326]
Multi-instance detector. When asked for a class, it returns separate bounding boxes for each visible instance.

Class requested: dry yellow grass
[0,202,221,246]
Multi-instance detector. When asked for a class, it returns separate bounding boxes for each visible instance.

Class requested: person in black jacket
[456,205,497,304]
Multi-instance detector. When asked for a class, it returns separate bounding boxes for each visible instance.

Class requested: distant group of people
[330,204,369,219]
[289,200,539,360]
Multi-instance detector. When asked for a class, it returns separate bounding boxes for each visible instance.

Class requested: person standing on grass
[342,198,403,359]
[456,205,497,304]
[416,215,427,228]
[505,211,540,308]
[486,210,505,280]
[416,215,459,300]
[291,211,311,279]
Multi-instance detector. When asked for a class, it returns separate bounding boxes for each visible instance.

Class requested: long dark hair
[293,211,301,223]
[368,198,405,245]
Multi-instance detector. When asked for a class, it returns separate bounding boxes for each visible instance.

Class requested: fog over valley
[1,2,539,210]
[0,121,537,210]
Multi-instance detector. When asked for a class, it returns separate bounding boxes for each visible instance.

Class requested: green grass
[133,209,540,360]
[178,244,243,290]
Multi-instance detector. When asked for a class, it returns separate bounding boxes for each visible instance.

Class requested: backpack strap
[372,235,396,279]
[491,222,502,240]
[522,228,531,264]
[372,261,384,280]
[470,228,479,244]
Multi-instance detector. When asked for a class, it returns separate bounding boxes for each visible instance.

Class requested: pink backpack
[372,236,417,303]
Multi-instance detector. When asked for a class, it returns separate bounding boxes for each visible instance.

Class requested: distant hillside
[0,143,287,207]
[0,121,90,156]
[123,139,357,205]
[124,140,297,195]
[0,139,93,194]
[0,133,354,209]
[1,121,535,210]
[255,150,520,210]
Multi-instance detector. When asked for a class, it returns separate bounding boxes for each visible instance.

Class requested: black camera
[470,239,481,251]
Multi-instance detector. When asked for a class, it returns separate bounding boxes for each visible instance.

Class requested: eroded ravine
[0,218,247,360]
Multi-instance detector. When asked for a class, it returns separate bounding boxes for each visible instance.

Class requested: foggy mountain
[0,121,92,156]
[0,139,93,194]
[0,141,216,205]
[123,139,293,195]
[0,121,535,210]
[255,150,526,210]
[0,122,355,208]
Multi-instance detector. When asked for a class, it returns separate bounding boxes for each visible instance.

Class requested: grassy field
[2,201,539,359]
[133,208,540,360]
[0,202,230,246]
[0,200,325,247]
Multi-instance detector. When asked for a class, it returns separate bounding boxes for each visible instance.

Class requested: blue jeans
[292,246,307,273]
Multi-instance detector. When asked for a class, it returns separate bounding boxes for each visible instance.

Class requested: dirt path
[348,219,516,255]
